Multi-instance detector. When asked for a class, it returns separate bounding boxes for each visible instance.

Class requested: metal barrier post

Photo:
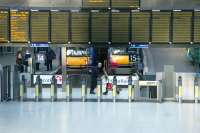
[112,76,117,103]
[66,77,71,102]
[97,77,102,102]
[178,76,183,103]
[81,76,87,102]
[19,75,26,101]
[35,76,41,102]
[50,76,57,102]
[128,76,132,103]
[194,77,199,103]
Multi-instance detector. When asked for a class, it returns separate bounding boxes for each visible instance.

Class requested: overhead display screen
[83,0,109,8]
[132,12,150,43]
[112,12,129,43]
[152,12,171,43]
[31,11,49,43]
[91,12,109,43]
[0,11,9,42]
[10,10,29,42]
[173,12,192,43]
[112,0,139,8]
[194,12,200,43]
[51,11,69,43]
[71,12,89,43]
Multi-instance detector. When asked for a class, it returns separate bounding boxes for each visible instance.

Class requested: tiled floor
[0,102,200,133]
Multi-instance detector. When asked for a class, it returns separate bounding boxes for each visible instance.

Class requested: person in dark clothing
[16,48,24,73]
[46,48,56,71]
[90,62,107,94]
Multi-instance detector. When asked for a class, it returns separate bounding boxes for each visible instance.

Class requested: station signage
[130,43,149,48]
[102,76,139,86]
[31,43,49,47]
[139,81,158,86]
[33,75,62,85]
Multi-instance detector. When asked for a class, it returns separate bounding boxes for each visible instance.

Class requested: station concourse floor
[0,102,200,133]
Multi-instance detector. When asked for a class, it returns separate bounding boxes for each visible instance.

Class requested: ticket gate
[136,80,162,102]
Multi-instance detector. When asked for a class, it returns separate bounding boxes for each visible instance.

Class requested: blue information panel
[129,43,149,48]
[30,43,49,47]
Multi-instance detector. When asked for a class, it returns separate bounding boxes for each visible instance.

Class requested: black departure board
[194,12,200,43]
[71,12,89,43]
[112,0,139,8]
[83,0,109,8]
[51,11,69,43]
[173,12,192,43]
[31,11,49,43]
[132,12,150,43]
[10,10,29,42]
[112,12,129,43]
[0,10,8,42]
[152,12,171,43]
[91,12,109,43]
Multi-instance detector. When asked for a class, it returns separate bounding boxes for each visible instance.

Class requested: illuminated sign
[10,10,29,42]
[0,11,8,42]
[83,0,109,7]
[71,12,89,43]
[91,12,109,42]
[31,12,49,42]
[173,12,192,43]
[51,12,69,43]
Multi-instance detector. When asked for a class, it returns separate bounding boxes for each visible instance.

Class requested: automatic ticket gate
[136,80,162,102]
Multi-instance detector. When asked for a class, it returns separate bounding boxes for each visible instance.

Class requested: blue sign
[31,43,49,47]
[130,44,149,48]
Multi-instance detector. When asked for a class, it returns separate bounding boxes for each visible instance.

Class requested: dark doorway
[94,47,108,66]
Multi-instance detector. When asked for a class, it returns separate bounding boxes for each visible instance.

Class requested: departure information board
[10,10,29,42]
[91,12,109,43]
[112,12,129,43]
[194,12,200,43]
[152,12,171,43]
[173,12,192,43]
[112,0,139,8]
[132,12,150,43]
[51,11,69,43]
[0,11,8,42]
[31,11,49,43]
[83,0,109,8]
[71,12,89,43]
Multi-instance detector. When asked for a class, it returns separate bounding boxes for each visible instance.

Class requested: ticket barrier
[137,80,162,102]
[50,76,57,102]
[35,76,42,102]
[19,75,26,101]
[194,77,199,103]
[65,77,72,102]
[97,77,102,102]
[81,77,87,102]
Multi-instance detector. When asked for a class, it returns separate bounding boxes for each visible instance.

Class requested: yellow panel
[112,12,129,43]
[132,12,150,43]
[83,0,109,7]
[51,12,69,43]
[112,0,139,8]
[10,10,29,43]
[71,12,89,43]
[194,12,200,43]
[66,57,89,67]
[31,11,49,42]
[173,12,192,43]
[152,12,171,43]
[111,55,129,65]
[0,11,8,42]
[91,12,109,43]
